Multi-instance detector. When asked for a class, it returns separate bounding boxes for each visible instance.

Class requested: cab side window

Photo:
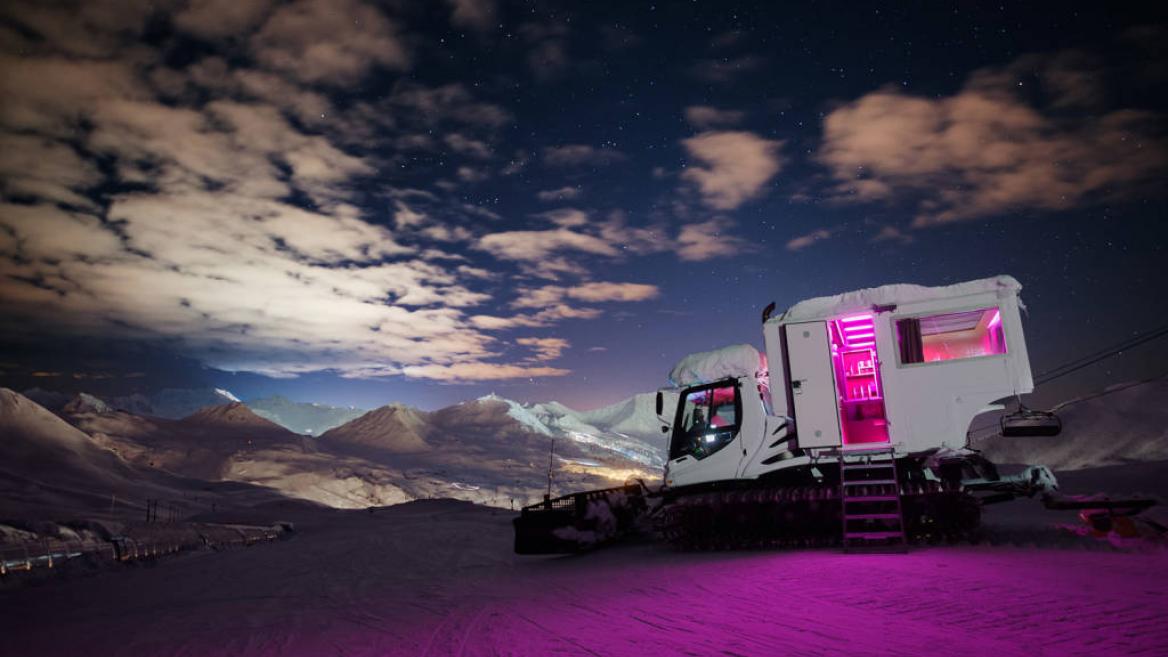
[670,382,741,461]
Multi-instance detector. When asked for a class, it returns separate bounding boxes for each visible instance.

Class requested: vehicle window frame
[669,378,742,462]
[892,305,1009,368]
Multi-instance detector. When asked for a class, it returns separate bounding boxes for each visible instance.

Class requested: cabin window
[896,307,1007,365]
[670,381,740,461]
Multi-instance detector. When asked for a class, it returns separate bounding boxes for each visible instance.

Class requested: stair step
[845,531,905,540]
[841,462,896,470]
[844,513,902,520]
[844,496,900,503]
[842,479,897,486]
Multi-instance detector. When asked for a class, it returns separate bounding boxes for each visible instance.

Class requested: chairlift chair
[1000,400,1062,437]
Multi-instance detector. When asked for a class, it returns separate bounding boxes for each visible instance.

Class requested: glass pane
[897,307,1007,364]
[670,384,739,461]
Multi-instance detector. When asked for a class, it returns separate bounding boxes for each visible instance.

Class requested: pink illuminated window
[896,307,1007,365]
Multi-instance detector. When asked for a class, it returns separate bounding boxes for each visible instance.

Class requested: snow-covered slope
[2,488,1166,657]
[974,378,1168,470]
[479,394,669,467]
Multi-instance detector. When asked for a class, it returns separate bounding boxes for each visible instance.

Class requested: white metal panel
[785,321,842,448]
[879,290,1031,453]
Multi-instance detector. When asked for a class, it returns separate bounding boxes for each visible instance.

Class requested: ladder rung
[843,479,897,486]
[841,462,896,470]
[845,513,902,520]
[845,531,905,540]
[844,496,900,502]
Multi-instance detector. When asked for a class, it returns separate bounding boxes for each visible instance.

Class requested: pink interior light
[845,332,875,340]
[842,324,872,333]
[839,314,873,324]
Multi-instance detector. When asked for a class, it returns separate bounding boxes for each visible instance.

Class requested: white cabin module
[766,275,1032,455]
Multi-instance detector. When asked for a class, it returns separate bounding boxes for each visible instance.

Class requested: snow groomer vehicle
[515,276,1156,553]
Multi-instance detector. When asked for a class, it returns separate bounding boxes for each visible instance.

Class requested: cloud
[520,21,569,81]
[512,282,659,309]
[684,105,746,129]
[0,133,101,207]
[681,131,784,210]
[871,225,914,245]
[676,218,753,261]
[175,0,274,40]
[543,144,626,167]
[786,228,834,251]
[476,228,618,262]
[401,362,570,381]
[0,5,562,384]
[251,0,410,85]
[389,82,512,128]
[393,200,428,228]
[446,0,496,32]
[536,186,582,202]
[689,55,764,83]
[818,52,1168,225]
[516,337,569,362]
[444,133,493,158]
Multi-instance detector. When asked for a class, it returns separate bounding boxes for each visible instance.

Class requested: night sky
[0,1,1165,410]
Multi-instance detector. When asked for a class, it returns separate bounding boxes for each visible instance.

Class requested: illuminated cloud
[786,228,834,252]
[681,131,784,210]
[511,282,659,309]
[675,218,753,261]
[175,0,274,40]
[251,0,410,85]
[446,0,496,32]
[401,362,570,381]
[819,52,1167,225]
[684,105,746,129]
[536,186,582,202]
[476,228,618,262]
[516,337,569,362]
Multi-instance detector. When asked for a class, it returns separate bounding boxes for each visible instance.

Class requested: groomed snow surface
[2,487,1166,657]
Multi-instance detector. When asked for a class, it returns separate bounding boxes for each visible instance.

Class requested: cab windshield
[670,381,740,461]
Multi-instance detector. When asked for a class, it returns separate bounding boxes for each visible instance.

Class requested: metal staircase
[839,446,907,552]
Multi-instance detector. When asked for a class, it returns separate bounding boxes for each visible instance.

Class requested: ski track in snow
[1,501,1166,657]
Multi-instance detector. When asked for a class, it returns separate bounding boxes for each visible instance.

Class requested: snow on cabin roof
[775,275,1022,324]
[668,344,762,387]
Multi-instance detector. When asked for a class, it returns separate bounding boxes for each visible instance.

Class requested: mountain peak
[320,403,430,454]
[181,402,286,431]
[62,392,112,415]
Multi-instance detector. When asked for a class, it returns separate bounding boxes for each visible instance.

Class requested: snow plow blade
[513,484,648,554]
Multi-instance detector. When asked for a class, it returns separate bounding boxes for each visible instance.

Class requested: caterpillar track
[657,482,981,550]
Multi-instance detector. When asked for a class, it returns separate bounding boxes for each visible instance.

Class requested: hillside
[973,378,1168,470]
[318,403,431,454]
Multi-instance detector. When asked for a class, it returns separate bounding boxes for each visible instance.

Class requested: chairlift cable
[1035,323,1168,385]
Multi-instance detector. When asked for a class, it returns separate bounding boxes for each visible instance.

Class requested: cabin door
[785,321,842,448]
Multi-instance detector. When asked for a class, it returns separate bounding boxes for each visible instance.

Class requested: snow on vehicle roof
[668,344,762,387]
[776,275,1021,323]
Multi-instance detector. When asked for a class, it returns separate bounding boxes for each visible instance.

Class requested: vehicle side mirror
[655,391,663,415]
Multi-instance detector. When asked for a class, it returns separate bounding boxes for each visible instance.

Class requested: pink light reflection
[839,314,873,324]
[987,309,1002,329]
